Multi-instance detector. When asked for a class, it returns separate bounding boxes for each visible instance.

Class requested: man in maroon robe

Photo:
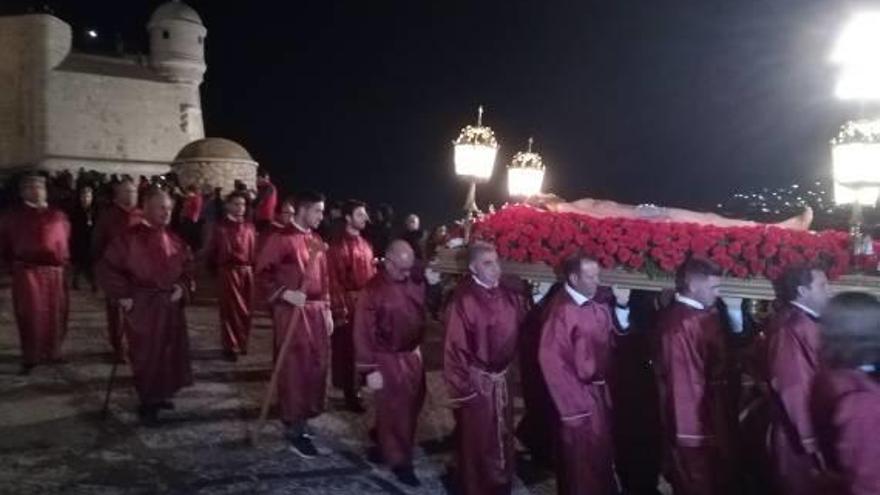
[539,255,631,495]
[96,189,194,425]
[328,199,376,411]
[0,174,70,375]
[654,257,733,495]
[443,241,529,495]
[810,292,880,495]
[515,281,563,467]
[202,192,256,361]
[763,266,830,494]
[354,240,425,487]
[255,190,332,458]
[92,179,142,362]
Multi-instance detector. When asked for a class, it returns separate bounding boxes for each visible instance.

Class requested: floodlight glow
[832,12,880,100]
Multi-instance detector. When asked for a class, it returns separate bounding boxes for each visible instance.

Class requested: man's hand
[323,308,334,336]
[424,267,442,285]
[170,284,184,303]
[612,286,631,307]
[281,289,307,307]
[366,371,384,391]
[118,298,134,312]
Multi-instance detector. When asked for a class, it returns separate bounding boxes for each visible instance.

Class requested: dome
[173,138,254,163]
[149,1,203,27]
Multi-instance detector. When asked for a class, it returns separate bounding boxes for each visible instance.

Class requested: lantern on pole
[453,106,499,215]
[831,119,880,249]
[507,137,545,199]
[831,13,880,254]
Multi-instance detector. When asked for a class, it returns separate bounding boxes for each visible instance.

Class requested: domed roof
[149,1,203,26]
[174,138,255,163]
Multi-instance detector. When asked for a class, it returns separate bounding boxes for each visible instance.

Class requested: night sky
[2,0,867,226]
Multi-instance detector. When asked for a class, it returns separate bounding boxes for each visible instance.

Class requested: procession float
[432,108,880,301]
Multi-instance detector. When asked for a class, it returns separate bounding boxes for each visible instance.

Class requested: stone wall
[0,15,71,169]
[45,71,202,166]
[0,14,205,178]
[174,160,257,192]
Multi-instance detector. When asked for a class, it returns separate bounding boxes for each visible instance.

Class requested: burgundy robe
[763,303,821,494]
[92,204,143,361]
[327,232,375,394]
[353,269,426,467]
[96,222,194,404]
[655,300,731,495]
[811,369,880,495]
[443,276,528,495]
[516,282,565,465]
[255,224,331,424]
[539,288,619,495]
[0,205,70,365]
[203,217,256,354]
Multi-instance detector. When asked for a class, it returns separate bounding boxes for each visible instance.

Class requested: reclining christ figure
[528,194,813,231]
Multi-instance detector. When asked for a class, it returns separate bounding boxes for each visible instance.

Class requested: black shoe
[18,364,34,376]
[222,350,238,362]
[137,405,160,427]
[288,435,318,459]
[366,446,384,465]
[157,400,175,410]
[392,466,421,487]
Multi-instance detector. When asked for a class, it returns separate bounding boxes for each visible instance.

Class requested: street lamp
[453,106,499,216]
[831,13,880,253]
[831,119,880,250]
[507,137,545,198]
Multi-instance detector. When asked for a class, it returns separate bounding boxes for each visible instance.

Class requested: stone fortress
[0,0,257,191]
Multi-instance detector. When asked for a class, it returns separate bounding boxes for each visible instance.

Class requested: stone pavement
[0,282,557,494]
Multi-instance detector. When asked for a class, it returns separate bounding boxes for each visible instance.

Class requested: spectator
[401,213,425,260]
[69,185,97,291]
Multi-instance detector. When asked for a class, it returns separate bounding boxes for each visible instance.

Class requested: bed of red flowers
[471,204,873,279]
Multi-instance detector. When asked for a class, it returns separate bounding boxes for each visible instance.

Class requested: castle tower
[147,1,207,85]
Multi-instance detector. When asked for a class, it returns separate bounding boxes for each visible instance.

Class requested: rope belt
[472,366,509,469]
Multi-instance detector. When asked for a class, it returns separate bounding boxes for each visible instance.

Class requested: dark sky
[3,0,867,226]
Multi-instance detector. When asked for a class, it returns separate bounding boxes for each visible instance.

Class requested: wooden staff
[101,304,127,420]
[250,239,324,443]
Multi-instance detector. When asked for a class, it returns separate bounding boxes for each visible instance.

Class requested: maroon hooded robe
[655,298,732,495]
[516,282,564,465]
[96,222,194,404]
[92,203,143,361]
[763,303,822,494]
[0,204,70,366]
[203,216,257,354]
[255,223,331,425]
[353,269,426,467]
[328,231,375,397]
[539,286,620,495]
[811,369,880,495]
[443,275,528,495]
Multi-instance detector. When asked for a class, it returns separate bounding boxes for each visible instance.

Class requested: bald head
[384,239,415,281]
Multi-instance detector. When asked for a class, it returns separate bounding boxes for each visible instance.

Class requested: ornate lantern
[453,106,499,214]
[507,137,545,198]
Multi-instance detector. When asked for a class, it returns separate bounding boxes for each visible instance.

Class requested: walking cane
[249,241,324,444]
[101,304,126,420]
[250,307,314,443]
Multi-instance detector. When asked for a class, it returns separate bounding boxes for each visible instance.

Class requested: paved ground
[0,280,557,494]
